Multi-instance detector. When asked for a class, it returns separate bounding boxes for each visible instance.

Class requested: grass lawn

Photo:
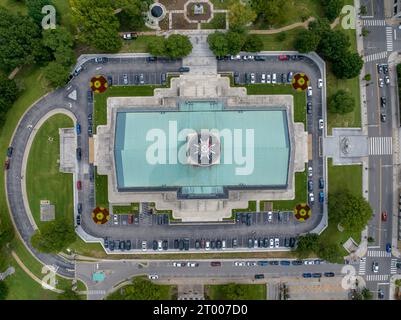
[244,84,307,126]
[206,284,266,300]
[26,114,74,229]
[119,36,159,53]
[112,203,140,214]
[201,12,226,29]
[258,28,304,51]
[95,168,109,208]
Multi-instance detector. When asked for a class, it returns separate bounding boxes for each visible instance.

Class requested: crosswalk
[367,250,392,257]
[368,137,393,155]
[391,259,398,274]
[359,257,366,275]
[364,51,387,63]
[386,27,393,51]
[366,274,389,282]
[362,19,386,26]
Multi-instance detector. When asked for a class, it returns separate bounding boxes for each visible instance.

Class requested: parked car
[253,239,258,248]
[234,72,240,85]
[77,203,82,214]
[104,238,109,248]
[107,75,113,86]
[211,261,221,267]
[113,214,118,225]
[187,262,198,267]
[269,238,274,248]
[255,55,266,61]
[287,72,293,83]
[148,274,159,280]
[173,239,179,249]
[161,73,167,85]
[385,75,390,85]
[152,240,158,251]
[307,86,312,97]
[324,272,335,277]
[232,238,238,248]
[380,96,386,108]
[289,237,296,247]
[126,240,131,250]
[127,214,133,224]
[378,288,384,299]
[205,240,210,250]
[195,240,200,249]
[319,192,324,203]
[377,64,383,73]
[308,180,313,192]
[76,214,81,225]
[94,57,108,63]
[222,240,226,250]
[280,260,290,266]
[312,273,322,278]
[257,261,269,266]
[139,73,144,84]
[146,56,157,62]
[184,238,190,250]
[292,260,303,266]
[179,239,184,250]
[309,192,314,204]
[381,211,387,221]
[109,240,115,251]
[386,243,392,253]
[248,238,253,248]
[254,274,264,279]
[141,240,147,251]
[250,73,255,84]
[6,147,13,157]
[274,238,280,248]
[272,73,277,84]
[319,177,324,189]
[246,261,257,267]
[381,113,386,122]
[234,261,245,266]
[76,180,82,190]
[76,123,81,135]
[119,241,125,251]
[308,166,313,177]
[284,238,290,247]
[4,159,10,170]
[263,238,269,248]
[172,262,185,267]
[278,54,289,61]
[76,148,82,161]
[162,240,168,250]
[73,65,83,76]
[302,273,312,278]
[319,119,324,130]
[88,126,93,136]
[261,73,266,84]
[122,32,137,40]
[267,73,271,84]
[123,74,129,85]
[246,213,252,226]
[378,78,384,88]
[317,78,323,88]
[307,102,312,114]
[383,64,388,74]
[269,260,279,265]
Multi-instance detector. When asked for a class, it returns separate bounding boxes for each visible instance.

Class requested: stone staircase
[183,32,217,75]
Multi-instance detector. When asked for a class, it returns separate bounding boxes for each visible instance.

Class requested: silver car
[123,74,129,85]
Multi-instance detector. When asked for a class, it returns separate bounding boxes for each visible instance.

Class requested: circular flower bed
[90,75,108,93]
[294,203,311,222]
[92,207,110,224]
[291,73,310,92]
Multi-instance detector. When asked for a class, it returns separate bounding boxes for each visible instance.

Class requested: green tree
[226,31,246,55]
[317,242,342,263]
[31,218,76,253]
[219,283,247,300]
[361,287,372,300]
[0,281,8,300]
[294,30,320,53]
[207,32,229,57]
[26,0,59,26]
[328,190,373,233]
[250,0,289,26]
[295,233,319,258]
[328,89,355,114]
[116,0,150,31]
[70,0,122,52]
[228,2,256,32]
[321,0,344,22]
[242,34,263,52]
[332,52,364,79]
[107,277,166,300]
[164,34,193,59]
[317,30,350,62]
[308,18,332,37]
[42,27,76,67]
[0,74,19,126]
[147,36,166,57]
[58,288,82,300]
[0,7,43,72]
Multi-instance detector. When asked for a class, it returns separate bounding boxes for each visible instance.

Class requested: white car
[372,261,379,273]
[205,241,210,250]
[250,73,255,84]
[141,240,147,251]
[246,261,257,266]
[222,240,226,250]
[157,240,163,251]
[385,76,390,85]
[234,261,245,266]
[269,238,274,248]
[304,260,314,265]
[317,78,323,88]
[267,74,271,84]
[378,78,384,88]
[308,166,313,177]
[319,119,324,130]
[247,55,254,60]
[261,73,266,84]
[272,73,277,84]
[309,192,315,204]
[254,239,258,248]
[274,238,280,248]
[173,262,185,267]
[267,211,273,223]
[148,274,159,280]
[113,214,119,225]
[187,262,198,267]
[307,86,313,97]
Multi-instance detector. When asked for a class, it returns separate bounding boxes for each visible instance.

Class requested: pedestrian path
[364,51,387,63]
[367,250,392,257]
[362,19,386,26]
[386,27,393,51]
[366,274,389,282]
[391,259,398,274]
[368,137,393,155]
[359,257,366,275]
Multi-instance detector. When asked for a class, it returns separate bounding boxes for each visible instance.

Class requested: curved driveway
[5,53,326,275]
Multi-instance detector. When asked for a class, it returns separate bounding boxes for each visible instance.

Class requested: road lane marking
[386,27,393,51]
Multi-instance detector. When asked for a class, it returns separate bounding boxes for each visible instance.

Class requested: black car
[76,148,82,161]
[254,56,266,61]
[179,239,184,250]
[107,75,113,86]
[88,126,93,136]
[307,102,312,114]
[380,96,386,108]
[162,240,168,250]
[232,238,238,247]
[381,113,386,122]
[179,66,190,72]
[109,240,115,251]
[324,272,335,277]
[216,240,222,249]
[246,213,252,226]
[234,72,240,85]
[126,240,132,250]
[76,214,81,225]
[254,274,265,279]
[184,238,190,250]
[104,238,109,248]
[88,113,93,122]
[152,240,158,250]
[378,289,384,299]
[87,90,93,103]
[319,177,324,189]
[284,238,290,247]
[292,260,303,266]
[195,240,200,249]
[89,164,94,182]
[383,64,388,74]
[269,261,279,265]
[119,240,126,251]
[134,74,140,84]
[258,238,263,248]
[241,213,247,224]
[77,203,82,214]
[280,260,291,266]
[308,180,313,192]
[235,212,241,223]
[6,147,13,157]
[289,237,296,247]
[161,73,167,84]
[163,214,168,225]
[174,239,179,249]
[263,238,269,248]
[211,240,216,249]
[312,273,322,278]
[146,56,157,62]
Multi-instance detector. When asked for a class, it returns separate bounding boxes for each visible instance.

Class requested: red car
[128,214,133,224]
[77,180,82,190]
[381,211,387,221]
[279,54,289,61]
